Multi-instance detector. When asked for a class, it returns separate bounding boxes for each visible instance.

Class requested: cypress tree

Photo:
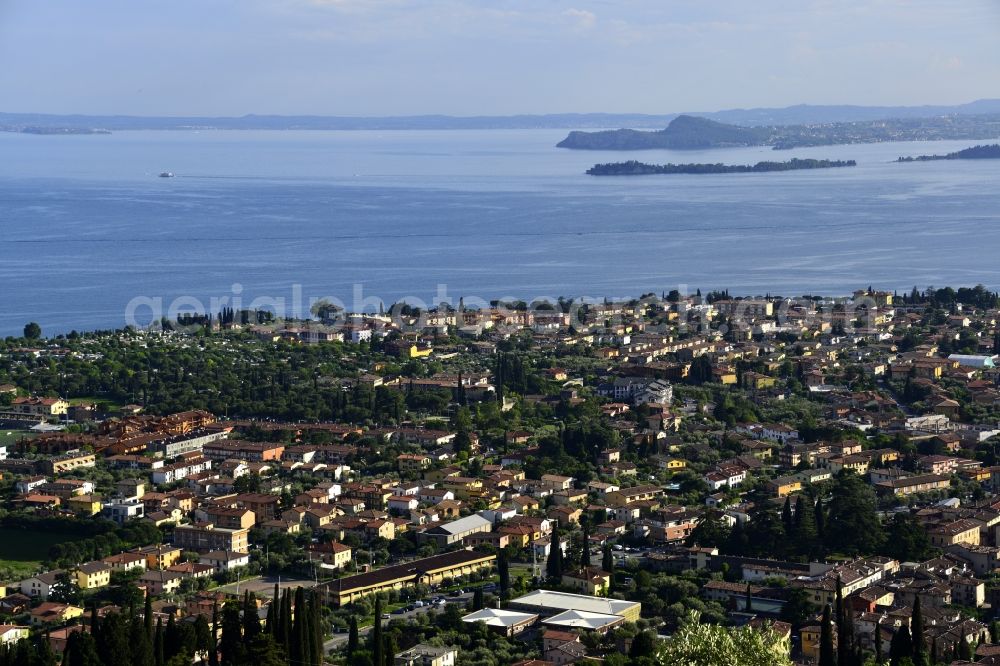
[498,549,511,596]
[912,596,925,665]
[815,498,826,541]
[154,618,164,666]
[243,591,262,642]
[958,634,972,661]
[781,496,793,530]
[164,614,180,663]
[473,587,484,611]
[309,592,323,666]
[602,544,614,574]
[268,583,280,636]
[347,615,359,657]
[144,592,153,638]
[265,595,276,637]
[372,597,384,666]
[291,587,308,666]
[209,603,219,666]
[383,634,398,666]
[794,494,818,557]
[820,604,835,666]
[745,582,753,612]
[219,602,246,666]
[581,522,592,570]
[89,605,101,646]
[280,590,292,650]
[546,529,564,580]
[889,625,912,666]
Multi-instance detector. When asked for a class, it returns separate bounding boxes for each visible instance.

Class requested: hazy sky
[2,0,999,116]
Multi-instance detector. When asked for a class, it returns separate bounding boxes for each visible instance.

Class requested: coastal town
[3,285,1000,665]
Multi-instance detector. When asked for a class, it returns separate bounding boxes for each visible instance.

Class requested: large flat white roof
[461,608,538,627]
[543,609,624,630]
[510,589,638,616]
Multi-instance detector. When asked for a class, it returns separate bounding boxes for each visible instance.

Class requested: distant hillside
[558,115,774,150]
[701,99,1000,126]
[2,99,1000,132]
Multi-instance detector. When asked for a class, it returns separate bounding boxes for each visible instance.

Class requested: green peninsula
[897,143,1000,162]
[559,113,1000,151]
[586,157,857,176]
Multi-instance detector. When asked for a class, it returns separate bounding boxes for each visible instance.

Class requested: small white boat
[159,171,174,178]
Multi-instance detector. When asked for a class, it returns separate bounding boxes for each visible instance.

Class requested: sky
[1,0,999,116]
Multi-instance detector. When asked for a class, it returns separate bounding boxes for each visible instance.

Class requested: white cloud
[563,8,596,30]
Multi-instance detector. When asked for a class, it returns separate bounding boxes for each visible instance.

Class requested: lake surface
[1,129,999,336]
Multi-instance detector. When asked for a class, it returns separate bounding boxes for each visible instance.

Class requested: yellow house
[0,625,29,645]
[138,545,183,570]
[714,370,738,385]
[67,495,103,517]
[743,373,777,390]
[929,519,981,548]
[800,623,823,662]
[767,477,802,498]
[442,477,483,499]
[30,602,84,626]
[76,562,112,590]
[327,542,353,569]
[397,454,432,474]
[661,458,687,471]
[561,567,611,595]
[406,345,433,358]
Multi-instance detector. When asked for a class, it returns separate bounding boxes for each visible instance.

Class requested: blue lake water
[1,129,999,336]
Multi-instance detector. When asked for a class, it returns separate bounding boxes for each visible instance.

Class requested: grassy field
[0,429,34,448]
[0,527,86,579]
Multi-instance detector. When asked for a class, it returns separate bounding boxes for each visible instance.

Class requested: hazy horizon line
[3,97,999,120]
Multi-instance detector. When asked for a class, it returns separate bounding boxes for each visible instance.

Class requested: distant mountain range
[3,99,1000,132]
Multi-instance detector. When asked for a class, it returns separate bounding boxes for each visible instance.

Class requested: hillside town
[2,285,1000,665]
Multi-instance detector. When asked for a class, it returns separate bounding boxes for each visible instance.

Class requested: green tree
[889,625,912,666]
[885,514,933,562]
[779,587,816,628]
[793,494,819,558]
[23,322,41,340]
[63,631,102,666]
[825,471,885,555]
[655,611,793,666]
[219,602,245,666]
[629,630,656,660]
[686,510,730,549]
[245,635,287,666]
